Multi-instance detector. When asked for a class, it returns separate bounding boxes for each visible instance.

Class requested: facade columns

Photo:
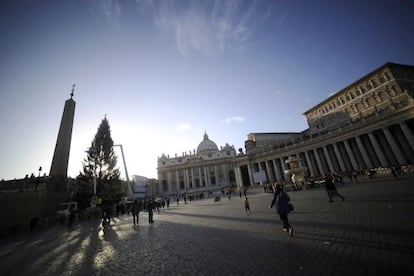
[214,165,218,186]
[273,159,283,182]
[280,157,288,180]
[400,122,414,152]
[167,171,172,193]
[247,164,254,186]
[265,161,272,183]
[204,166,209,187]
[344,140,358,170]
[191,168,195,189]
[234,166,241,189]
[333,143,346,172]
[176,171,179,191]
[304,151,315,177]
[355,136,373,168]
[368,132,389,167]
[323,146,335,173]
[383,127,406,165]
[222,164,229,186]
[313,149,325,175]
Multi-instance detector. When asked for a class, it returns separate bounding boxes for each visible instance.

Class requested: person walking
[67,205,76,229]
[269,184,294,237]
[244,197,251,212]
[131,200,140,226]
[148,198,154,224]
[324,174,345,202]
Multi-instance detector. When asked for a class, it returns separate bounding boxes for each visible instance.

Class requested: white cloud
[138,0,272,56]
[223,116,245,124]
[176,122,193,131]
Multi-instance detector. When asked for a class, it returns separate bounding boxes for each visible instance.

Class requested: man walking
[324,174,345,202]
[131,200,141,226]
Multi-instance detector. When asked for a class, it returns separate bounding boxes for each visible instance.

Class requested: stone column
[176,170,180,192]
[204,166,209,187]
[191,168,195,189]
[344,140,358,170]
[234,166,242,190]
[355,136,373,168]
[333,143,346,172]
[280,157,288,181]
[167,172,172,193]
[265,161,272,183]
[248,163,254,186]
[368,133,388,167]
[273,159,283,182]
[400,122,414,152]
[214,165,218,186]
[323,146,335,173]
[199,167,203,187]
[305,151,316,177]
[383,127,406,165]
[185,168,190,190]
[313,149,325,175]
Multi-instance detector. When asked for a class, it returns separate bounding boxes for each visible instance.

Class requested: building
[157,133,237,196]
[131,175,147,199]
[234,62,414,188]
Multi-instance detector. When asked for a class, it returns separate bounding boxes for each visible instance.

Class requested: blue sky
[1,0,414,180]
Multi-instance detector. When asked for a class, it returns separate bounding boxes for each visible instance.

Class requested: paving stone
[0,175,413,275]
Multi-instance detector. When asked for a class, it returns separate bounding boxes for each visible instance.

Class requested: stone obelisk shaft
[49,98,76,178]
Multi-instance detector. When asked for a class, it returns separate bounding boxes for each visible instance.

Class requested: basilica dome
[197,132,219,154]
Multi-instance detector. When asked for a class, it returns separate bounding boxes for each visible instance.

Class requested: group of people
[130,198,158,226]
[125,173,346,237]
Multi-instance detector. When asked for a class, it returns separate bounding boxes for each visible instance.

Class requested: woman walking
[269,184,294,237]
[324,174,345,202]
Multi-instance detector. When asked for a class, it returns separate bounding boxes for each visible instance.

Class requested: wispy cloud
[138,0,273,56]
[176,122,193,131]
[223,116,245,124]
[89,0,122,29]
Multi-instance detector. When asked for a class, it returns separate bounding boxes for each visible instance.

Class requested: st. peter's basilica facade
[157,62,414,195]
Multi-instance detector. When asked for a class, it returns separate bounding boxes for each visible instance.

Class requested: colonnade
[159,162,235,194]
[237,120,414,185]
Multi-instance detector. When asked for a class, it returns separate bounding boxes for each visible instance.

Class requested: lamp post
[114,144,133,198]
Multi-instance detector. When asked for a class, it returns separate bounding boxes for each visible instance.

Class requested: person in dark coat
[324,174,345,202]
[269,184,294,237]
[131,200,141,226]
[67,206,76,229]
[148,198,154,224]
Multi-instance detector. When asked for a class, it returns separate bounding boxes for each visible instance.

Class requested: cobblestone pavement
[1,175,414,276]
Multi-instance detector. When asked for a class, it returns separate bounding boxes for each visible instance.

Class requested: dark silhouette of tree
[73,117,123,207]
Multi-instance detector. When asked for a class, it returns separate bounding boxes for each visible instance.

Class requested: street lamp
[113,144,133,198]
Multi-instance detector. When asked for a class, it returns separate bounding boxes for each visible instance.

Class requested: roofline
[247,132,302,136]
[303,62,414,115]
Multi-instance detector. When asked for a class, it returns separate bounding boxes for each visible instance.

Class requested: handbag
[288,203,294,211]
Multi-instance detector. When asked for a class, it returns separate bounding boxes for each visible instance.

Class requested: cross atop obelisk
[70,84,76,99]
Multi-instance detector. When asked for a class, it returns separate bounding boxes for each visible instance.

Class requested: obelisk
[49,85,76,178]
